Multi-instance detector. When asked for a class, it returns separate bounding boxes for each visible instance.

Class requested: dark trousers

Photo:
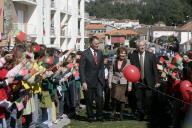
[104,80,111,110]
[58,93,65,117]
[84,83,104,119]
[64,80,76,117]
[128,90,137,114]
[135,83,153,117]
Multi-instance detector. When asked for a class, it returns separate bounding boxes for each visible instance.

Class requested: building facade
[9,0,85,51]
[85,23,106,36]
[0,0,4,35]
[113,20,140,29]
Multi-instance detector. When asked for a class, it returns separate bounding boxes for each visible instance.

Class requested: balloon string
[139,83,192,106]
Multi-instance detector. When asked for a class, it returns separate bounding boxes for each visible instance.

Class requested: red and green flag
[161,72,167,78]
[168,63,175,70]
[16,31,26,42]
[45,56,54,65]
[159,56,165,64]
[68,63,74,69]
[172,53,183,65]
[32,45,41,53]
[157,64,163,71]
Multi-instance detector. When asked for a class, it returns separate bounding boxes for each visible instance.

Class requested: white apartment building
[90,18,116,26]
[113,20,140,29]
[11,0,85,51]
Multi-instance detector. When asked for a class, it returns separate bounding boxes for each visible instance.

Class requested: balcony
[12,0,37,6]
[60,28,71,38]
[68,8,72,15]
[50,27,55,37]
[13,23,37,37]
[61,8,68,14]
[51,1,56,9]
[78,29,81,36]
[60,30,65,36]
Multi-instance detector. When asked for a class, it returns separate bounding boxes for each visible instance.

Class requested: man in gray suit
[130,40,159,121]
[79,36,105,122]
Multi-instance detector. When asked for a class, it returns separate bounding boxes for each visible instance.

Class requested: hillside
[85,0,192,25]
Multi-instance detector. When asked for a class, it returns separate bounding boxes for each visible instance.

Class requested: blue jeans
[0,118,7,128]
[41,108,52,124]
[32,94,41,124]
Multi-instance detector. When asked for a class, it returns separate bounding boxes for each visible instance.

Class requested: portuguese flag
[172,53,182,65]
[32,45,41,53]
[45,56,54,65]
[159,56,165,64]
[16,31,26,42]
[157,64,163,71]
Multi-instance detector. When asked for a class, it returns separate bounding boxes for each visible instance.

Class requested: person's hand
[63,77,68,81]
[155,83,161,88]
[82,82,88,91]
[7,77,14,84]
[69,48,74,52]
[21,59,27,66]
[128,86,132,92]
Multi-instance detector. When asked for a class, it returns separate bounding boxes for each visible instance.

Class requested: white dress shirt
[90,48,97,56]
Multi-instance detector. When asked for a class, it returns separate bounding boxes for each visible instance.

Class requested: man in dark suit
[79,36,105,122]
[130,40,159,121]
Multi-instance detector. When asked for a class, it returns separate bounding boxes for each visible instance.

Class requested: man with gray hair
[130,40,159,121]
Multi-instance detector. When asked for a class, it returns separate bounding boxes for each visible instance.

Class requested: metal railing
[60,29,65,36]
[50,27,55,36]
[78,29,81,36]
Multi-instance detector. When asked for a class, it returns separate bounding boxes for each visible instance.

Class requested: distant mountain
[86,0,192,25]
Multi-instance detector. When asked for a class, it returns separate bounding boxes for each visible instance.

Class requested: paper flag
[157,64,163,71]
[16,31,26,42]
[15,101,24,111]
[68,63,74,69]
[22,81,30,89]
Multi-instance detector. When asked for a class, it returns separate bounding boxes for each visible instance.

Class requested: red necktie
[93,51,98,64]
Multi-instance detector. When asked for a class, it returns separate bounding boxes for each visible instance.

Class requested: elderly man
[130,40,159,121]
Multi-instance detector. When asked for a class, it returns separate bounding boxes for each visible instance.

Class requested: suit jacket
[79,48,105,88]
[111,59,130,85]
[130,50,158,87]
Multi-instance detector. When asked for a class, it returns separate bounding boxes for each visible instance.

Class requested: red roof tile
[85,24,106,30]
[105,29,138,36]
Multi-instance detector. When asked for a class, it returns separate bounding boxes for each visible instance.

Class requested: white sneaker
[48,122,53,127]
[53,119,58,124]
[62,117,71,126]
[61,114,68,118]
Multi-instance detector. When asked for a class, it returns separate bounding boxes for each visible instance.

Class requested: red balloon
[180,80,192,102]
[123,65,141,83]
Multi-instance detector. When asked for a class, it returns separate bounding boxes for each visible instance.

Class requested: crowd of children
[0,42,82,128]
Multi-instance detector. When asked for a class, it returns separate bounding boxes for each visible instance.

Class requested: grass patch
[67,109,147,128]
